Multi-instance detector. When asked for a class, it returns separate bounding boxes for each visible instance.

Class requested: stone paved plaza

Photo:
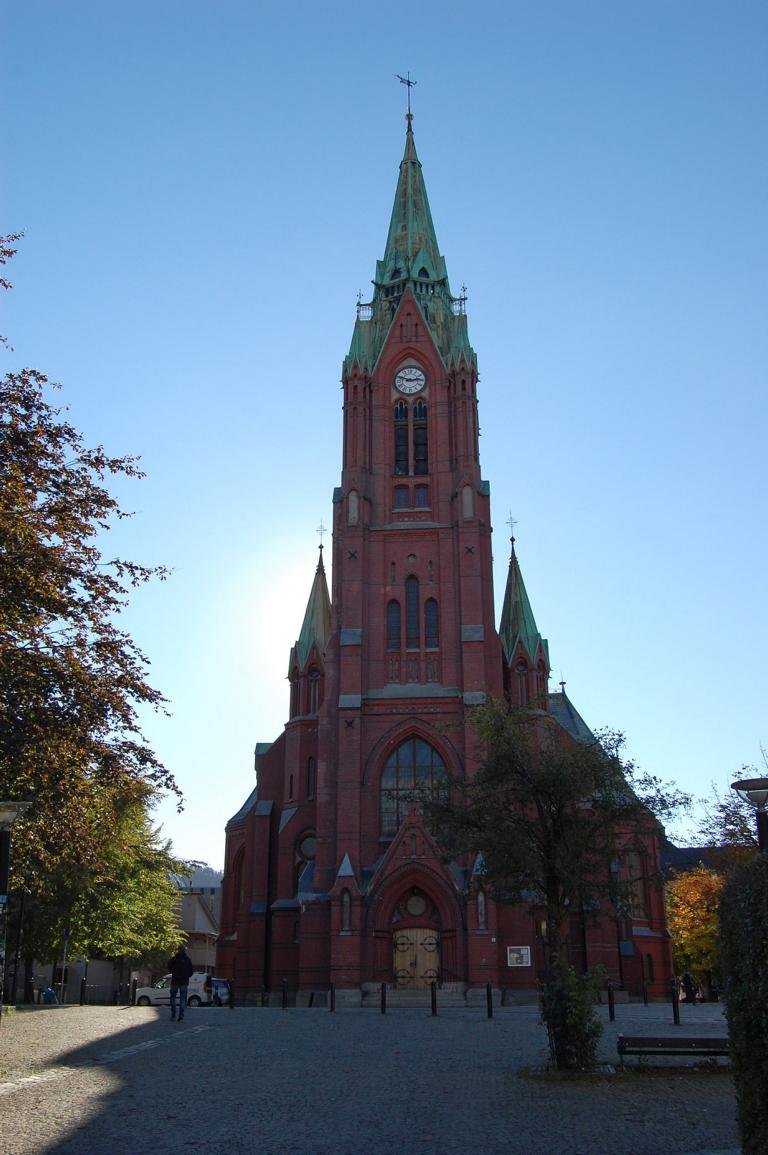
[0,1002,739,1155]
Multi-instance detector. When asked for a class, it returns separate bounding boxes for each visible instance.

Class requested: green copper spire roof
[499,538,550,667]
[293,547,331,670]
[345,117,477,376]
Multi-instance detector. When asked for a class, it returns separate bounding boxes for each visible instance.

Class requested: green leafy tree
[1,235,182,987]
[424,700,686,1070]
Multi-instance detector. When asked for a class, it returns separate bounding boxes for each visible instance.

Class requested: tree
[1,235,182,985]
[424,700,686,1069]
[665,865,723,997]
[719,853,768,1155]
[693,753,767,868]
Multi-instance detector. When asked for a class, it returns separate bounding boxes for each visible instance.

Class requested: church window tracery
[516,660,529,706]
[413,401,428,474]
[341,890,351,932]
[405,576,420,649]
[424,598,439,649]
[308,667,321,714]
[394,402,409,475]
[380,737,448,837]
[387,600,401,651]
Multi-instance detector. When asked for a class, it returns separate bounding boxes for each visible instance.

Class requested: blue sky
[5,1,767,869]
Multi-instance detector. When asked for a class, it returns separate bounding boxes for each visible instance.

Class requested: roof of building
[547,689,594,742]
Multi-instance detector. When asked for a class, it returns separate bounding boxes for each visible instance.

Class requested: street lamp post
[0,802,30,1022]
[730,778,768,851]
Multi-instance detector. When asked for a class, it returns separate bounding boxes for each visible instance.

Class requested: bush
[719,852,768,1154]
[541,962,603,1070]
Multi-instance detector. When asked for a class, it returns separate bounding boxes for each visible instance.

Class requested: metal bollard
[79,977,86,1006]
[486,982,493,1019]
[228,979,234,1009]
[670,976,680,1026]
[282,979,288,1011]
[380,982,387,1014]
[607,982,615,1022]
[330,982,336,1013]
[130,978,137,1006]
[642,980,649,1007]
[430,981,437,1017]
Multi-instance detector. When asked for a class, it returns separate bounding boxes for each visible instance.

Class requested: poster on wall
[506,945,531,967]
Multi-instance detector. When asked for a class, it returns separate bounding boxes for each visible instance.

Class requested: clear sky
[5,1,767,870]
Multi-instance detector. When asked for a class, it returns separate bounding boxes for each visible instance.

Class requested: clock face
[395,366,426,394]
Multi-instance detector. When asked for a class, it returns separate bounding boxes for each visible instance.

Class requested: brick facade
[216,119,672,1002]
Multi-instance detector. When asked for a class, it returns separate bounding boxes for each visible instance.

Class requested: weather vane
[396,72,417,118]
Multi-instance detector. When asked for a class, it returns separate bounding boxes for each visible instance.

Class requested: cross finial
[396,72,417,119]
[506,512,517,548]
[559,675,566,694]
[316,519,327,549]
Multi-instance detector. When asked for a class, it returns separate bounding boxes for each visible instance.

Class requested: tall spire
[499,536,549,668]
[344,115,476,376]
[293,546,331,670]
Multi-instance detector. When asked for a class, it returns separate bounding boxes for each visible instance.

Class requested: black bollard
[330,982,336,1013]
[281,979,288,1011]
[130,978,137,1006]
[430,981,437,1017]
[607,982,616,1022]
[670,976,680,1026]
[380,982,387,1014]
[486,982,493,1019]
[79,976,87,1006]
[642,980,649,1007]
[228,979,234,1009]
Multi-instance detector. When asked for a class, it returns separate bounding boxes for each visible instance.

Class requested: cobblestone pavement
[0,1002,739,1155]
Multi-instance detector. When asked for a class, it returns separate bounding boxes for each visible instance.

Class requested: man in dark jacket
[168,945,195,1021]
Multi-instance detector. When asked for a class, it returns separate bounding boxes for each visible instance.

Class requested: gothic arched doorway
[391,887,441,989]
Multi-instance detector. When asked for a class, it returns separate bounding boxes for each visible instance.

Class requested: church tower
[217,114,671,1003]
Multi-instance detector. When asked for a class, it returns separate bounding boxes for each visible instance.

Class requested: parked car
[135,972,229,1007]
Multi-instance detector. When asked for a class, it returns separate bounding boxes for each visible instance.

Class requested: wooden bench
[617,1035,729,1065]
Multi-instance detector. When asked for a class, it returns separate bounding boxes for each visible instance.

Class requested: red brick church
[216,114,672,1003]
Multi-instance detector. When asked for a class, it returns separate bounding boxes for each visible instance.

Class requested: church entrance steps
[361,983,468,1009]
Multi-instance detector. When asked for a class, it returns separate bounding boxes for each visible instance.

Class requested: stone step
[361,989,467,1008]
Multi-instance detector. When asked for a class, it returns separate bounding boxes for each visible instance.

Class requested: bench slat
[617,1034,729,1057]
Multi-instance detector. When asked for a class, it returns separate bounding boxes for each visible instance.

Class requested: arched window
[516,660,529,706]
[380,737,448,837]
[394,485,409,509]
[424,598,439,649]
[341,890,351,932]
[308,667,321,714]
[290,670,300,717]
[405,576,420,649]
[348,490,359,525]
[462,484,474,519]
[536,662,547,702]
[394,402,408,475]
[413,401,428,475]
[295,830,316,894]
[477,888,487,931]
[387,600,401,651]
[418,266,430,278]
[306,757,316,800]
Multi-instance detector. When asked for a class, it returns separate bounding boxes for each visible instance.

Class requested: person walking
[168,945,195,1021]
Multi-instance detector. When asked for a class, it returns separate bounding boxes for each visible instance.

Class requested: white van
[135,972,218,1007]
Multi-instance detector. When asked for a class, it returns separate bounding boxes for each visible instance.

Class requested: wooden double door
[393,927,440,989]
